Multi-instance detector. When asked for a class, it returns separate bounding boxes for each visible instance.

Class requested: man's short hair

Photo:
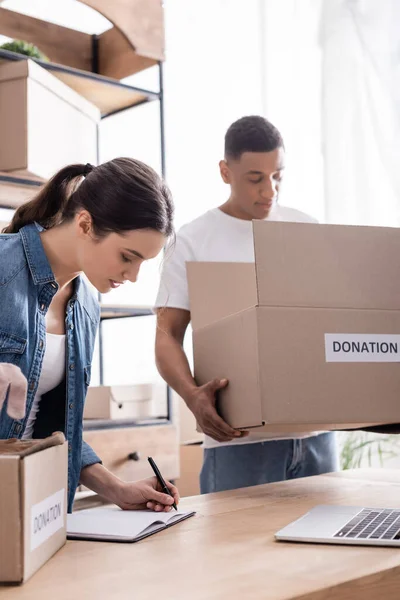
[224,116,284,160]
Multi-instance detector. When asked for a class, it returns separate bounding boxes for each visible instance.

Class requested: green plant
[339,431,400,470]
[0,39,49,61]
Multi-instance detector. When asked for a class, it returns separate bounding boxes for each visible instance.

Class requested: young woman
[0,158,179,513]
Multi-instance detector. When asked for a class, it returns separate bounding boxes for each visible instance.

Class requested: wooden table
[2,469,400,600]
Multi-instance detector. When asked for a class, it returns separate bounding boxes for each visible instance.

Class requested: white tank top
[22,333,66,439]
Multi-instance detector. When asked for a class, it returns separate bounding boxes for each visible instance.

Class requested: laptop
[275,505,400,547]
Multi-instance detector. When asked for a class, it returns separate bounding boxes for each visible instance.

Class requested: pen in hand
[148,456,178,510]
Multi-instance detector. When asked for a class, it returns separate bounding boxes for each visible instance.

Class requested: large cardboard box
[0,60,100,179]
[83,385,153,420]
[0,433,68,583]
[187,221,400,432]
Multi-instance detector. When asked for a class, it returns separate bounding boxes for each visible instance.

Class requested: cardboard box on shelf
[0,59,100,179]
[83,384,153,420]
[0,432,68,584]
[187,221,400,432]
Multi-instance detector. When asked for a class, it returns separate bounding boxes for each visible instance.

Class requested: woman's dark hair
[3,157,174,237]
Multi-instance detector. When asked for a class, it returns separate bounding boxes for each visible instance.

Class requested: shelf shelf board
[100,305,153,320]
[0,49,160,118]
[0,172,44,209]
[83,417,170,431]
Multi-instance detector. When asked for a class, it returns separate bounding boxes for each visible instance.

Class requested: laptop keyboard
[334,508,400,541]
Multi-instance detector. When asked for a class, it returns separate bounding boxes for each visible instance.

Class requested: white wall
[92,0,270,390]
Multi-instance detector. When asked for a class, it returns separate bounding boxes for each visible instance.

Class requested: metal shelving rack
[0,5,172,427]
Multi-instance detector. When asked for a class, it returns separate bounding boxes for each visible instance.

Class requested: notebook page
[67,507,193,540]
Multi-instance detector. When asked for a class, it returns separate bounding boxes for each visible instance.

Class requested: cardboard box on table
[0,433,68,583]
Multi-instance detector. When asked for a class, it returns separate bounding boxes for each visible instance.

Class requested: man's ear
[219,160,231,184]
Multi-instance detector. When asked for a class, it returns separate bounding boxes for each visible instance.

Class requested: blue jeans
[200,432,338,494]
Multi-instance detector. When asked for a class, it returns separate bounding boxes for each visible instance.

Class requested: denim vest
[0,223,101,511]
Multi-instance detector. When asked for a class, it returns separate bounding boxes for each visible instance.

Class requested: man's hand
[187,378,248,442]
[155,308,248,443]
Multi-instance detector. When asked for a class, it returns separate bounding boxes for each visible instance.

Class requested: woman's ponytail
[2,157,173,239]
[3,163,90,233]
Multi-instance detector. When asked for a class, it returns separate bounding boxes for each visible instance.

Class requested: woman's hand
[0,363,27,419]
[114,476,180,512]
[80,464,180,512]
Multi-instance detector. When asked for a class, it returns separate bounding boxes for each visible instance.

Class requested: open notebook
[67,506,196,543]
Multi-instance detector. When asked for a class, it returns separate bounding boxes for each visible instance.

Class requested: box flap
[0,432,66,458]
[187,262,257,330]
[253,221,400,310]
[0,60,100,122]
[193,308,263,428]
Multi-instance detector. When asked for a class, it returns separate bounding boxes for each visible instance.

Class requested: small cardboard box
[0,433,68,583]
[0,59,100,179]
[187,221,400,432]
[83,385,153,420]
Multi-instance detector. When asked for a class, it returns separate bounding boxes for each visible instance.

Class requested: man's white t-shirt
[155,205,323,449]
